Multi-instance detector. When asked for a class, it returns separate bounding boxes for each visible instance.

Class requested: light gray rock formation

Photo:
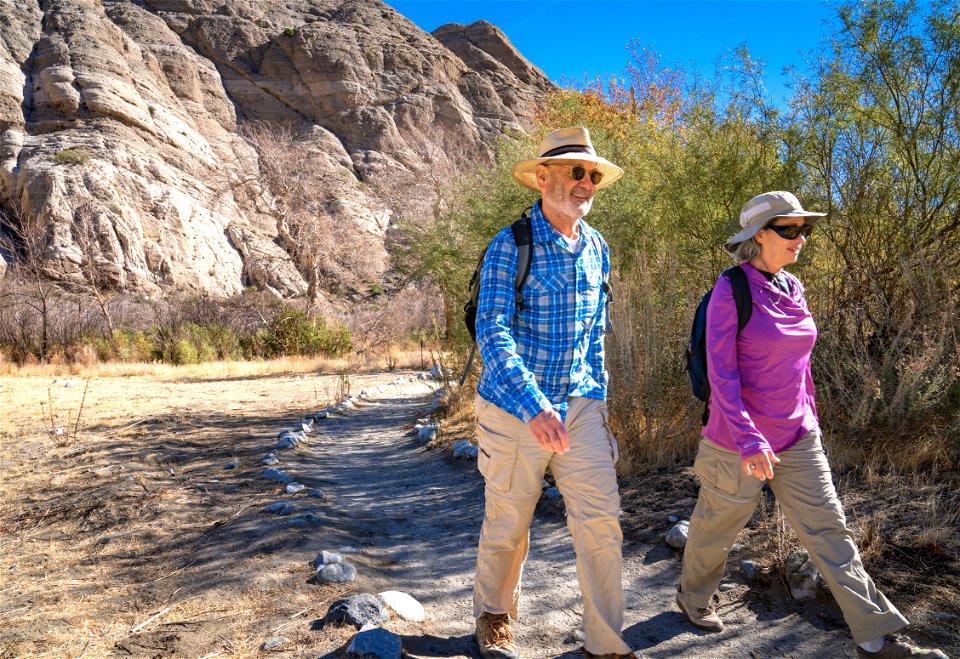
[0,0,555,297]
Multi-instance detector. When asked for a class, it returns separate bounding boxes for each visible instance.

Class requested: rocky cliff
[0,0,554,299]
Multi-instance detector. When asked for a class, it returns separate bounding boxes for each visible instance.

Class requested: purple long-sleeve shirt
[703,262,820,458]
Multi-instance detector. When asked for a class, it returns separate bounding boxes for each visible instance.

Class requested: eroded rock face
[0,0,554,298]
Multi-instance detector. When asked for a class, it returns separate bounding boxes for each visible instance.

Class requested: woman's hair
[730,237,761,264]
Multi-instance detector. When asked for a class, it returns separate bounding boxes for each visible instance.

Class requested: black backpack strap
[722,265,752,333]
[510,209,533,312]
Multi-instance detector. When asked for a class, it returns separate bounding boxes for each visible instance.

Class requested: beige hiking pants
[679,428,909,643]
[473,395,631,655]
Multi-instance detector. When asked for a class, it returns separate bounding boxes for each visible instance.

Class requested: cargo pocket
[693,441,754,503]
[599,405,620,464]
[475,401,519,494]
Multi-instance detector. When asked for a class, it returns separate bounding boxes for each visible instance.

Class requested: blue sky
[386,1,838,106]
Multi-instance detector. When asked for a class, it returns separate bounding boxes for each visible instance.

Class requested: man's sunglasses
[765,223,814,240]
[548,164,604,186]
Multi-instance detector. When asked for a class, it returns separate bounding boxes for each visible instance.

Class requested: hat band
[540,144,597,158]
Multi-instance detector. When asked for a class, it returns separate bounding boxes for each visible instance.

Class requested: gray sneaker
[856,635,948,659]
[675,593,723,632]
[475,612,520,659]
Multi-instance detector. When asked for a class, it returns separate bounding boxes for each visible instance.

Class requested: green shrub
[171,339,199,365]
[54,149,91,165]
[262,307,353,357]
[283,27,296,37]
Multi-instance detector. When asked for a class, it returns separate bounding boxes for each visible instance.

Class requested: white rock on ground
[377,590,426,622]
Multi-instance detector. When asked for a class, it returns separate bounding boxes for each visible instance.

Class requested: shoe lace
[485,617,514,647]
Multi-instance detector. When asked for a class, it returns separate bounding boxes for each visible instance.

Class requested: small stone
[263,468,294,484]
[667,515,679,523]
[563,629,585,645]
[265,501,298,515]
[261,636,289,651]
[719,582,736,592]
[307,488,327,499]
[286,483,305,494]
[785,550,821,601]
[314,550,344,568]
[339,545,359,553]
[665,520,689,549]
[224,459,240,470]
[261,456,279,465]
[544,487,561,499]
[739,559,773,586]
[346,624,402,658]
[301,513,324,525]
[731,543,744,553]
[314,410,329,420]
[417,425,437,443]
[325,593,387,627]
[316,562,357,584]
[377,590,425,622]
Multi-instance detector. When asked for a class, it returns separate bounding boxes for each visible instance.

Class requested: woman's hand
[742,449,781,481]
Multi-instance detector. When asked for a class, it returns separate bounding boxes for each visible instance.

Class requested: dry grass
[0,349,432,380]
[0,364,430,657]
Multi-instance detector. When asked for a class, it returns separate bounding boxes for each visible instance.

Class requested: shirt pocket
[527,270,569,293]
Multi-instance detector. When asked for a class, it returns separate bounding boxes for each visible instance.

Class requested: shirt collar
[531,200,590,246]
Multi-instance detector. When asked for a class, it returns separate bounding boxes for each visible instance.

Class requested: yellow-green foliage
[403,0,960,471]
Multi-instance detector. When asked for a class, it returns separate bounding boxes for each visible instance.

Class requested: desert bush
[334,282,445,353]
[54,148,91,165]
[262,307,353,358]
[404,0,959,473]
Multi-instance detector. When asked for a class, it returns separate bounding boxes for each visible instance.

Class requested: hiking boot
[675,592,723,632]
[856,635,948,659]
[475,612,519,659]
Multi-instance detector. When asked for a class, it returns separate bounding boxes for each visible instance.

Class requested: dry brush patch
[0,366,418,657]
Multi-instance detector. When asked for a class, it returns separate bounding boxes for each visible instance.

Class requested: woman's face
[755,215,809,271]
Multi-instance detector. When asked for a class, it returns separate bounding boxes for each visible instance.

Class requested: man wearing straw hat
[471,127,635,659]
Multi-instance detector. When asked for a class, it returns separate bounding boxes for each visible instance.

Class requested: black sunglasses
[548,164,604,186]
[766,223,814,240]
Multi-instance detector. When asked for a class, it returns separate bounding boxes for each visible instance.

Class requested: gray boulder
[346,624,402,659]
[325,594,389,628]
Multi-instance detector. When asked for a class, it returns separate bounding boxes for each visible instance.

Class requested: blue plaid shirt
[476,201,610,423]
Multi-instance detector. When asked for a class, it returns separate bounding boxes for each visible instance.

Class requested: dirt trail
[1,370,951,658]
[265,378,863,658]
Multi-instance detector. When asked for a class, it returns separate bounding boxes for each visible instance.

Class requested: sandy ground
[1,369,957,658]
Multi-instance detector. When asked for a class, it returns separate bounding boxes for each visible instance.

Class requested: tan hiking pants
[679,428,909,643]
[473,395,631,655]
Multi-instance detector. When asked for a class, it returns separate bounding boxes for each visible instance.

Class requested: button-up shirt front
[476,201,609,423]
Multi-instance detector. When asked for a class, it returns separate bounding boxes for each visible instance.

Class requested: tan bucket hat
[512,127,624,191]
[725,190,826,250]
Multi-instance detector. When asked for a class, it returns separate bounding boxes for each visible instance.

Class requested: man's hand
[527,408,570,454]
[742,449,780,481]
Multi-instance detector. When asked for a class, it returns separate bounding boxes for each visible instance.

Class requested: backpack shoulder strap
[721,265,752,333]
[510,209,533,311]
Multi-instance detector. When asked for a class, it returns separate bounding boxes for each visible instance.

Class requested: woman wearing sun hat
[675,191,948,659]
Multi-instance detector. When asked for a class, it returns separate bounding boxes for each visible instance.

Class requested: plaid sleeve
[476,230,552,423]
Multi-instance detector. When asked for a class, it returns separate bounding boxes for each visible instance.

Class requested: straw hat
[725,191,826,250]
[512,127,624,191]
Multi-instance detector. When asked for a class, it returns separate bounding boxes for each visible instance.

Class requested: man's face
[536,160,599,222]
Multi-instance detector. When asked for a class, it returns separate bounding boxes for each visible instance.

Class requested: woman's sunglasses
[547,164,604,186]
[765,223,814,240]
